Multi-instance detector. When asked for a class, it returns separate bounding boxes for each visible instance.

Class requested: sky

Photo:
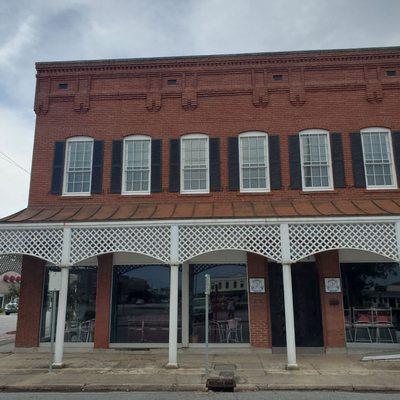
[0,0,399,218]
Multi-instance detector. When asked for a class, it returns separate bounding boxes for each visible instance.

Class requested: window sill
[178,193,213,197]
[299,190,339,195]
[362,188,400,193]
[235,191,272,196]
[61,194,92,198]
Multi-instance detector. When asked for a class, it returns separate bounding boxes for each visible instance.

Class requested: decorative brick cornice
[34,78,50,115]
[146,73,162,112]
[73,77,91,113]
[182,73,198,111]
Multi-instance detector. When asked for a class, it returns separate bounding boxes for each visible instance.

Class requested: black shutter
[330,133,346,188]
[169,139,180,192]
[350,132,366,188]
[392,131,400,186]
[209,138,221,191]
[110,140,123,193]
[269,135,282,190]
[288,135,301,189]
[228,137,240,190]
[151,139,162,193]
[50,141,65,195]
[91,140,104,194]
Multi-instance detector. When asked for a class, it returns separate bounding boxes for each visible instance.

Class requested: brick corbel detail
[146,73,162,112]
[247,252,272,348]
[365,66,383,103]
[315,250,346,349]
[252,70,268,107]
[15,256,45,348]
[94,253,113,349]
[74,77,91,113]
[289,67,306,106]
[182,72,198,111]
[34,78,51,115]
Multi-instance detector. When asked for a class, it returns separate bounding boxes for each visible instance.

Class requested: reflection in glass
[111,265,181,343]
[40,267,97,342]
[341,263,400,343]
[189,264,249,343]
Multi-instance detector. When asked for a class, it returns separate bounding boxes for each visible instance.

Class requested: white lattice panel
[0,254,22,274]
[289,222,399,262]
[0,228,63,265]
[70,225,171,264]
[179,224,282,262]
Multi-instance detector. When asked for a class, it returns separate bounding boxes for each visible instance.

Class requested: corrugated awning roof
[2,198,400,223]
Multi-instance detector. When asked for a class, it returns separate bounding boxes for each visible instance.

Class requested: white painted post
[181,261,190,348]
[53,226,71,368]
[167,225,180,368]
[282,263,297,368]
[280,223,298,369]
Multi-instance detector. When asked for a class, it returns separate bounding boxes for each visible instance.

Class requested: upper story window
[361,127,397,189]
[122,135,151,194]
[299,129,333,191]
[63,137,94,196]
[180,134,209,194]
[239,132,269,192]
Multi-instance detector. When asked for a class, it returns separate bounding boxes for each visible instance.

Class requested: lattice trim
[0,228,63,265]
[179,224,282,262]
[70,226,171,264]
[0,254,22,274]
[289,222,399,262]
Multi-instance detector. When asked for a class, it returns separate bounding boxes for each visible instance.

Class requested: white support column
[53,226,71,368]
[167,225,180,368]
[282,263,297,369]
[181,261,190,348]
[280,223,298,369]
[396,222,400,262]
[168,263,180,368]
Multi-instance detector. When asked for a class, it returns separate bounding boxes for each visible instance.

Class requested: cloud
[0,0,399,217]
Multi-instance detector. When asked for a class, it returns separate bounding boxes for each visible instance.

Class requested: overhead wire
[0,150,30,175]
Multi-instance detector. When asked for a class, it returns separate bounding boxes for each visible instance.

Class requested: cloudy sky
[0,0,399,218]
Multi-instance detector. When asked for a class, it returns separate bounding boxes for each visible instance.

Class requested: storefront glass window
[111,265,181,343]
[341,262,400,344]
[40,266,97,343]
[189,264,249,343]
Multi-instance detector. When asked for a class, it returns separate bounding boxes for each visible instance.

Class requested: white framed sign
[249,278,265,293]
[324,278,341,293]
[48,271,62,292]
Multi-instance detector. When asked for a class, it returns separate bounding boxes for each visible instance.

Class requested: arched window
[360,127,397,189]
[63,136,94,195]
[239,131,269,192]
[299,129,333,191]
[122,135,151,194]
[180,133,209,194]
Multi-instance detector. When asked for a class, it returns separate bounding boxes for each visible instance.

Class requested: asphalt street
[0,392,399,400]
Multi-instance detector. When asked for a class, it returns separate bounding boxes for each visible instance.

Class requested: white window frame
[361,127,397,190]
[62,136,94,197]
[122,135,152,195]
[180,133,210,194]
[238,131,270,193]
[299,129,334,192]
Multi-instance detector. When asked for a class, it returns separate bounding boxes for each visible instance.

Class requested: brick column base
[15,256,45,348]
[94,253,113,349]
[247,252,271,348]
[316,250,346,349]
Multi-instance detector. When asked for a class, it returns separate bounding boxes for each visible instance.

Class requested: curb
[1,383,400,393]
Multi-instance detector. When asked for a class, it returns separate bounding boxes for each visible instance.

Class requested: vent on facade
[386,70,397,77]
[167,79,177,85]
[58,83,68,89]
[273,74,283,81]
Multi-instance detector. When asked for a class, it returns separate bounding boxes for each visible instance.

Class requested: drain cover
[206,377,236,392]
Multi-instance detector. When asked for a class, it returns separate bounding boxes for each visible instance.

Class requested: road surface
[0,314,17,341]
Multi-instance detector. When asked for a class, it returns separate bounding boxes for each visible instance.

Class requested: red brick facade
[15,256,45,348]
[247,253,272,348]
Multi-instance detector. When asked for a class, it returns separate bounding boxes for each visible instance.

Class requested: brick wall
[247,252,271,348]
[316,250,346,349]
[93,253,113,349]
[15,256,45,348]
[28,49,400,207]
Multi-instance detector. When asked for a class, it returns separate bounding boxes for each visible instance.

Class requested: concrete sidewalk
[0,347,400,392]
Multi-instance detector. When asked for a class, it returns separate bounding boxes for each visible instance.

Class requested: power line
[0,151,30,175]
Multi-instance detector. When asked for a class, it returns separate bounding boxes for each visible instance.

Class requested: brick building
[1,46,400,368]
